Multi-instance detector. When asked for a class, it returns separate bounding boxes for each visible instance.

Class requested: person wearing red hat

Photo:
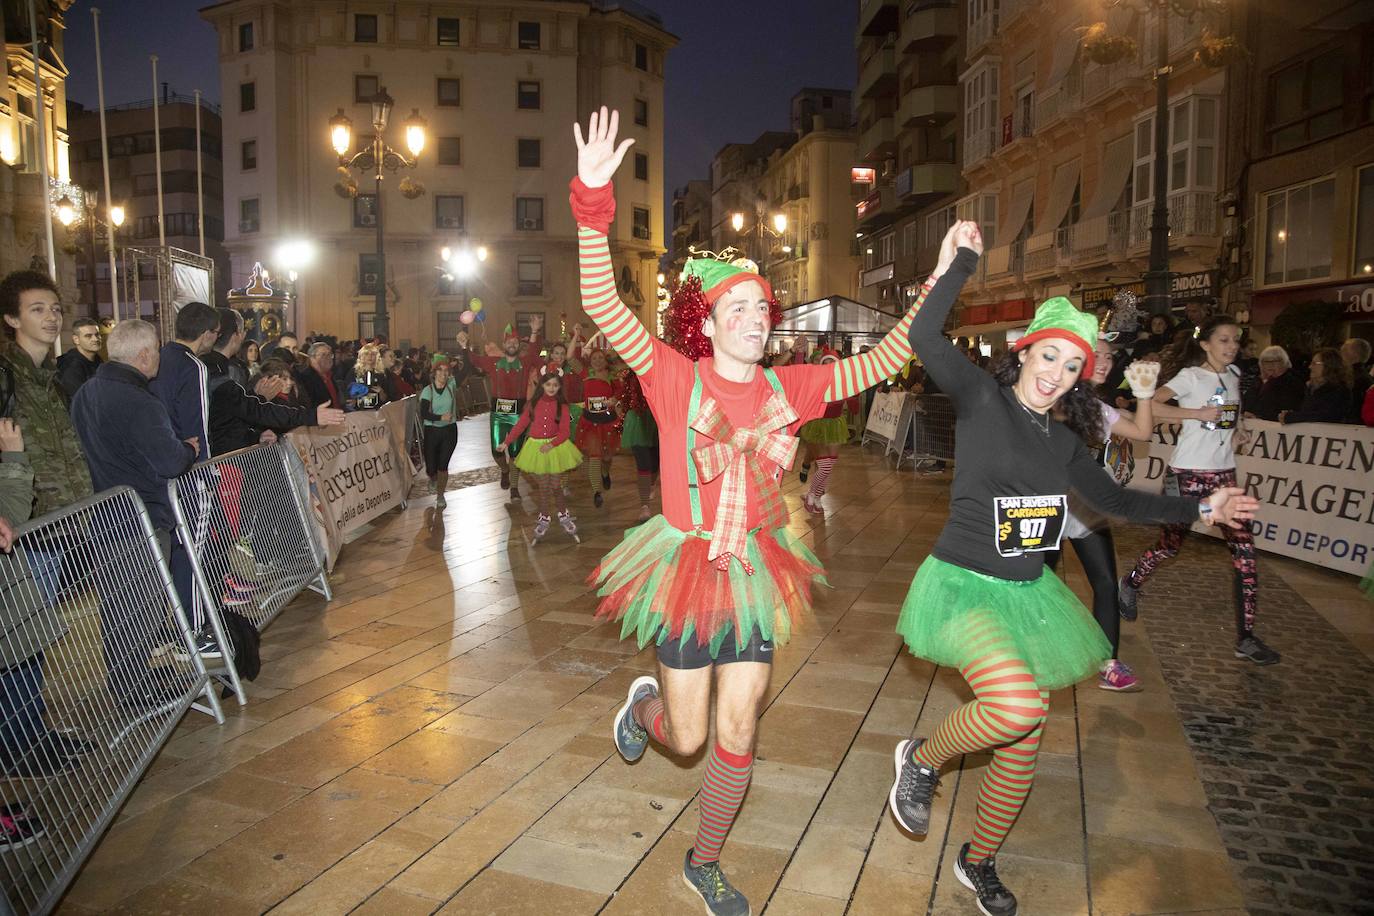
[573,107,947,916]
[885,225,1259,916]
[468,317,543,498]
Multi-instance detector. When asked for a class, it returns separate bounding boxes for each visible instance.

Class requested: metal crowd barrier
[904,394,956,471]
[1,487,220,916]
[168,442,329,706]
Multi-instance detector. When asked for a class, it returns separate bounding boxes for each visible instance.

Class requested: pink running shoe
[1098,659,1141,692]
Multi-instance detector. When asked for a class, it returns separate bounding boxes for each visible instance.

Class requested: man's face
[73,324,102,356]
[702,280,771,365]
[1340,340,1363,367]
[382,350,396,370]
[503,338,521,357]
[1185,302,1207,326]
[312,348,334,373]
[4,288,63,348]
[279,335,298,354]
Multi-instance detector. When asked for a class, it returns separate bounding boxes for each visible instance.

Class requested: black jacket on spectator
[203,351,322,456]
[71,361,196,529]
[1249,370,1306,421]
[1282,381,1351,425]
[55,349,101,401]
[293,365,338,410]
[1351,366,1372,424]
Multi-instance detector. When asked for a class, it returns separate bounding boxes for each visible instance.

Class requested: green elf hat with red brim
[1011,296,1100,378]
[680,258,773,305]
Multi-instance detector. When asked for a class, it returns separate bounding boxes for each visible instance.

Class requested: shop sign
[1080,270,1215,307]
[1251,280,1374,323]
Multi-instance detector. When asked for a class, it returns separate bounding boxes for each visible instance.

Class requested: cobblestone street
[56,423,1373,914]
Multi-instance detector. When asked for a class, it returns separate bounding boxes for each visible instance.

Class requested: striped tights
[586,457,603,494]
[808,457,836,500]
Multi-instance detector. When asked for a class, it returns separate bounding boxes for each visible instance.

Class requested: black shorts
[656,626,774,670]
[422,424,458,477]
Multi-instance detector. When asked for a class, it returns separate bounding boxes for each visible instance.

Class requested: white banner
[866,391,905,442]
[1127,419,1374,576]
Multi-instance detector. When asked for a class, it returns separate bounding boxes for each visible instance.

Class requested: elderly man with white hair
[1246,344,1305,422]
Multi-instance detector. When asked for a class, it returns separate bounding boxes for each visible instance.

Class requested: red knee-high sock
[692,744,752,867]
[636,470,653,504]
[808,457,836,499]
[631,695,667,743]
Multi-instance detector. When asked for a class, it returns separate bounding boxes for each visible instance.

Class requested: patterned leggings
[1127,467,1257,640]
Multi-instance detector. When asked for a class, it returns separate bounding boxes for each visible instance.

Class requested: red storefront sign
[1250,280,1374,325]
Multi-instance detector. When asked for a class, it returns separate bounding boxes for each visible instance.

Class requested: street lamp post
[330,88,427,341]
[730,197,789,273]
[57,189,125,320]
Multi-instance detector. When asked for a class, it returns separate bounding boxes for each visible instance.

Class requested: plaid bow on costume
[691,392,800,573]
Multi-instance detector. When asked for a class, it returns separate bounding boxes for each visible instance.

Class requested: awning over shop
[1083,133,1133,219]
[947,319,1030,338]
[1033,158,1082,237]
[1046,27,1080,90]
[775,295,901,339]
[998,178,1035,244]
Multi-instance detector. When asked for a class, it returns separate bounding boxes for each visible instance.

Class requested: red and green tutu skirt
[799,416,850,445]
[588,514,827,655]
[576,414,622,455]
[620,408,657,449]
[896,556,1110,690]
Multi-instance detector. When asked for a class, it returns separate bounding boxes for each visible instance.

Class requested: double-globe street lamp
[329,88,427,341]
[56,190,126,320]
[730,200,790,265]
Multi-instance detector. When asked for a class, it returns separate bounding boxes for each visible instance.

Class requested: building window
[1266,49,1344,154]
[517,138,541,168]
[437,137,461,166]
[923,205,957,251]
[633,152,649,181]
[516,197,544,231]
[353,194,378,228]
[634,42,648,71]
[354,13,378,43]
[241,139,257,171]
[518,21,540,50]
[517,257,544,296]
[239,198,260,233]
[436,78,461,107]
[358,312,379,338]
[879,232,896,265]
[437,312,464,342]
[240,82,256,113]
[1132,95,1219,204]
[436,17,460,46]
[962,62,999,165]
[517,81,541,110]
[435,195,464,230]
[359,253,381,296]
[632,206,651,240]
[1262,176,1335,286]
[1356,165,1374,276]
[634,98,648,127]
[238,22,253,52]
[355,74,380,104]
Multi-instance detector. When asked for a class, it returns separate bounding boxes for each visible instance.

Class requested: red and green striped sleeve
[824,278,935,401]
[578,227,654,375]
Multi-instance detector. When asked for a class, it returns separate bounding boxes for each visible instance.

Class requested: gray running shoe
[681,848,750,916]
[954,842,1017,916]
[613,675,658,762]
[1117,574,1139,621]
[889,737,940,835]
[1235,635,1280,665]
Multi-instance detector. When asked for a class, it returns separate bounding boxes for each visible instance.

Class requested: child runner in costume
[620,367,660,521]
[797,348,860,514]
[1118,315,1280,665]
[418,361,460,509]
[575,344,624,508]
[532,329,583,496]
[468,318,544,499]
[887,225,1258,916]
[574,107,941,916]
[498,371,583,543]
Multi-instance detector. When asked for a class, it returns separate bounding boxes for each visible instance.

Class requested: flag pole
[27,0,56,282]
[151,55,166,248]
[194,89,205,256]
[92,7,119,321]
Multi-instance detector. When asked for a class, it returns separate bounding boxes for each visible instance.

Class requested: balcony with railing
[966,10,998,56]
[1000,0,1039,29]
[1126,192,1219,250]
[1036,76,1082,131]
[963,128,999,170]
[858,0,901,38]
[896,162,960,203]
[858,114,896,161]
[1022,231,1059,277]
[859,42,899,99]
[856,182,898,229]
[898,83,958,125]
[1062,215,1109,265]
[985,240,1025,281]
[900,1,958,51]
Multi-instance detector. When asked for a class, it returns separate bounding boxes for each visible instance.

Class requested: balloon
[460,310,474,325]
[475,310,486,322]
[469,297,483,313]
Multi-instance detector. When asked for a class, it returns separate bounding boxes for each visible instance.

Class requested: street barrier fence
[0,487,221,916]
[863,391,956,470]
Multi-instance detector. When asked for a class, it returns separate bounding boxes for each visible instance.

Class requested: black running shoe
[954,842,1017,916]
[1117,574,1139,621]
[681,849,749,916]
[602,473,612,491]
[799,462,810,484]
[888,737,940,835]
[594,491,604,508]
[1235,635,1280,666]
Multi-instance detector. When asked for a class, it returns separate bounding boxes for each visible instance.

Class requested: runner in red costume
[574,107,947,916]
[467,317,543,498]
[575,345,623,508]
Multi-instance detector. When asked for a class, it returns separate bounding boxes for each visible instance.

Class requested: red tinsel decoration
[662,274,784,362]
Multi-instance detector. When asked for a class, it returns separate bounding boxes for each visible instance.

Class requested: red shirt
[316,368,339,407]
[505,397,570,446]
[471,336,542,400]
[639,340,832,531]
[582,373,620,413]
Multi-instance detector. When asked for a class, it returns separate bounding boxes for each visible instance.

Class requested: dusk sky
[63,0,858,215]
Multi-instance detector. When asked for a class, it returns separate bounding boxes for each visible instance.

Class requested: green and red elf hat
[679,257,774,305]
[1011,296,1100,378]
[503,323,521,344]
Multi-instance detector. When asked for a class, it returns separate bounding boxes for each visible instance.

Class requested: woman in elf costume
[619,367,659,521]
[574,343,623,508]
[886,223,1258,916]
[574,107,944,916]
[796,348,861,514]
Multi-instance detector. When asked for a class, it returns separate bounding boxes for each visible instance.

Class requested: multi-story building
[709,130,796,255]
[1226,2,1374,346]
[0,2,80,310]
[200,0,674,347]
[669,178,710,273]
[953,0,1227,348]
[853,0,963,318]
[68,93,229,317]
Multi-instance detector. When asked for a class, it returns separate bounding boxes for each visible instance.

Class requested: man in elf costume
[572,107,952,916]
[467,316,543,498]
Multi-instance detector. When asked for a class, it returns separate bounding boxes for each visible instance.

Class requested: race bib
[495,398,518,415]
[587,396,610,413]
[993,495,1067,557]
[1216,403,1239,429]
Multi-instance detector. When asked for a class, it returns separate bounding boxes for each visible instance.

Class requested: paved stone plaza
[58,421,1372,915]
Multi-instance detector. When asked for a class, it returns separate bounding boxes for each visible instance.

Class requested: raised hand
[1123,360,1160,399]
[574,106,635,189]
[955,220,984,256]
[1203,486,1259,529]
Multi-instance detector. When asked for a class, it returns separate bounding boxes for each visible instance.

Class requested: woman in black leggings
[1046,336,1159,691]
[420,362,460,509]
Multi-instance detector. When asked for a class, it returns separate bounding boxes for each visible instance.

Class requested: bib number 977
[992,495,1067,558]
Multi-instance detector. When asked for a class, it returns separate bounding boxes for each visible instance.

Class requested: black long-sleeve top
[910,248,1202,581]
[1282,381,1350,425]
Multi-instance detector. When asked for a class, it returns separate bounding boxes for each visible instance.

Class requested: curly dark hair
[992,350,1105,446]
[1162,314,1242,380]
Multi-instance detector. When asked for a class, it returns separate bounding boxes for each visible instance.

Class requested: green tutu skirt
[513,437,583,475]
[895,556,1110,690]
[799,416,850,445]
[621,409,657,448]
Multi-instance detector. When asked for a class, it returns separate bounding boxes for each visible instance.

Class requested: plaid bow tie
[691,391,799,573]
